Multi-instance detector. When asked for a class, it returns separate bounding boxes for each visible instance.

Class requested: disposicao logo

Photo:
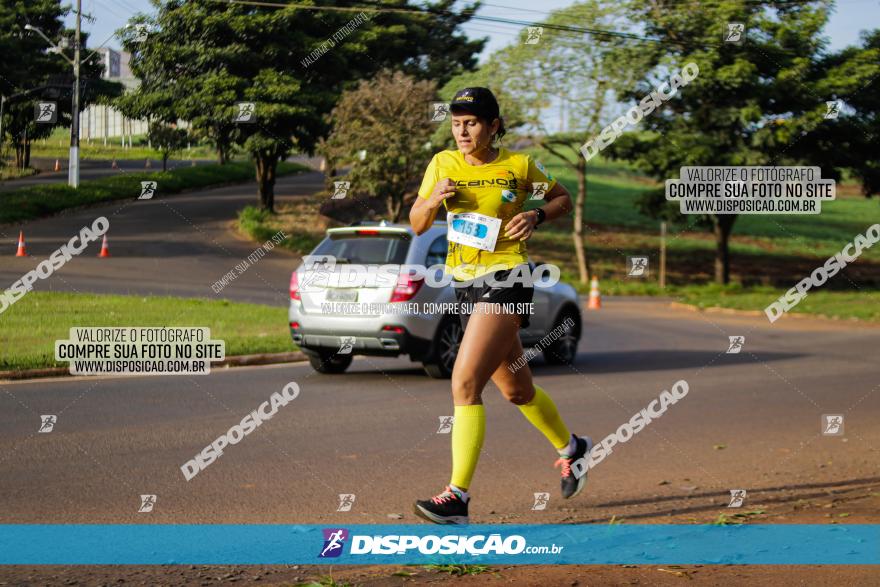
[319,528,349,558]
[320,533,533,556]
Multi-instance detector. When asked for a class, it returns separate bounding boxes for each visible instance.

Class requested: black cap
[449,87,500,121]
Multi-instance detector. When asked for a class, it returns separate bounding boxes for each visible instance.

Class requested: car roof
[327,220,445,237]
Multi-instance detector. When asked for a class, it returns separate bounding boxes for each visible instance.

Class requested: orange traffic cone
[97,235,110,258]
[587,277,602,310]
[111,158,118,169]
[53,159,61,172]
[15,231,27,256]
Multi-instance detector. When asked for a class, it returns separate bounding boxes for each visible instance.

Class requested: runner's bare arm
[505,182,573,241]
[411,178,457,235]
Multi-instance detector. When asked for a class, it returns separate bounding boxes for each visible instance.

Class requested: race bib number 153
[446,212,501,252]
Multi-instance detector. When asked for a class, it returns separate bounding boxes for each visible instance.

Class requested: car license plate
[326,289,358,302]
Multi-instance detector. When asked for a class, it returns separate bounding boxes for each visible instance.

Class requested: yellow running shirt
[417,147,556,281]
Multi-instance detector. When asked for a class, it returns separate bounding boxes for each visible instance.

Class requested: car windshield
[312,233,411,265]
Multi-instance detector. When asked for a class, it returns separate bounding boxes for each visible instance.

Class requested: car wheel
[307,351,353,374]
[542,310,580,365]
[423,317,463,379]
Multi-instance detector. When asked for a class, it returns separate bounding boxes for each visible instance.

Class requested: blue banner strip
[0,524,877,565]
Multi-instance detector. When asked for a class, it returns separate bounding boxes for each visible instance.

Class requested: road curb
[669,301,766,317]
[0,351,309,382]
[669,300,876,324]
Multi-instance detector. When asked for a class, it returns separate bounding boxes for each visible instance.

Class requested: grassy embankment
[235,150,880,321]
[0,292,291,373]
[0,161,308,224]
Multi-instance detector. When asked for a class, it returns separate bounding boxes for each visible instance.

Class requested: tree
[439,1,639,284]
[116,15,239,165]
[322,70,436,222]
[147,121,187,171]
[781,29,880,197]
[0,0,67,167]
[0,1,117,169]
[118,0,486,212]
[610,0,852,284]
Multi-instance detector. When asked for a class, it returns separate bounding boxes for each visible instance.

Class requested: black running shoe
[554,435,593,499]
[414,486,469,524]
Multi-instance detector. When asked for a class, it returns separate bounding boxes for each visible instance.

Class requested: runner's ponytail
[493,117,506,143]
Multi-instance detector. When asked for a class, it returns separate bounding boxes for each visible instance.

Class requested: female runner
[409,87,592,524]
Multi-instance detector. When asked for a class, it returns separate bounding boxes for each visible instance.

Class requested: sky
[67,0,879,57]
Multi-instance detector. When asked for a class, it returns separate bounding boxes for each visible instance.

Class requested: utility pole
[659,221,667,289]
[0,95,6,163]
[69,0,82,188]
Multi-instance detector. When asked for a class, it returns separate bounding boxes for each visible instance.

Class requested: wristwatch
[533,207,546,227]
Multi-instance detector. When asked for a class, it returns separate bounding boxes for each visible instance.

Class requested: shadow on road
[546,349,803,375]
[310,349,803,380]
[581,476,880,523]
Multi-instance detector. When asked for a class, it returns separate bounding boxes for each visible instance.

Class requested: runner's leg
[489,327,593,499]
[448,304,522,491]
[489,334,571,452]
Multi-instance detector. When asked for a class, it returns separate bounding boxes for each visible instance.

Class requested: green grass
[27,128,220,161]
[530,145,880,252]
[0,166,39,181]
[423,564,494,576]
[713,510,766,525]
[514,146,880,320]
[590,280,879,322]
[671,284,880,322]
[0,291,295,372]
[238,205,324,254]
[245,146,880,322]
[0,161,308,224]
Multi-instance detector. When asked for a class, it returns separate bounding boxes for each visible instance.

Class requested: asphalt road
[1,299,878,524]
[0,157,217,193]
[0,169,325,305]
[1,170,878,528]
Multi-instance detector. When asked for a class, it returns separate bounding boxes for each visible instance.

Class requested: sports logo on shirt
[453,177,520,189]
[501,189,517,203]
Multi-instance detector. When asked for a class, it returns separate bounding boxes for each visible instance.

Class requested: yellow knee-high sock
[449,404,485,491]
[517,384,571,450]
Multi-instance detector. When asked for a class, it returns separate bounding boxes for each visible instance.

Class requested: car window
[425,235,447,266]
[312,233,410,264]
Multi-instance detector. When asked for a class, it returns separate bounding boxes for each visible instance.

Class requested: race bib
[446,211,501,252]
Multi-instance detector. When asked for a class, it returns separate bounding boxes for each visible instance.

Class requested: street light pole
[69,0,82,188]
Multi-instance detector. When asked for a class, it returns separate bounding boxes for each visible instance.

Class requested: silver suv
[288,221,582,378]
